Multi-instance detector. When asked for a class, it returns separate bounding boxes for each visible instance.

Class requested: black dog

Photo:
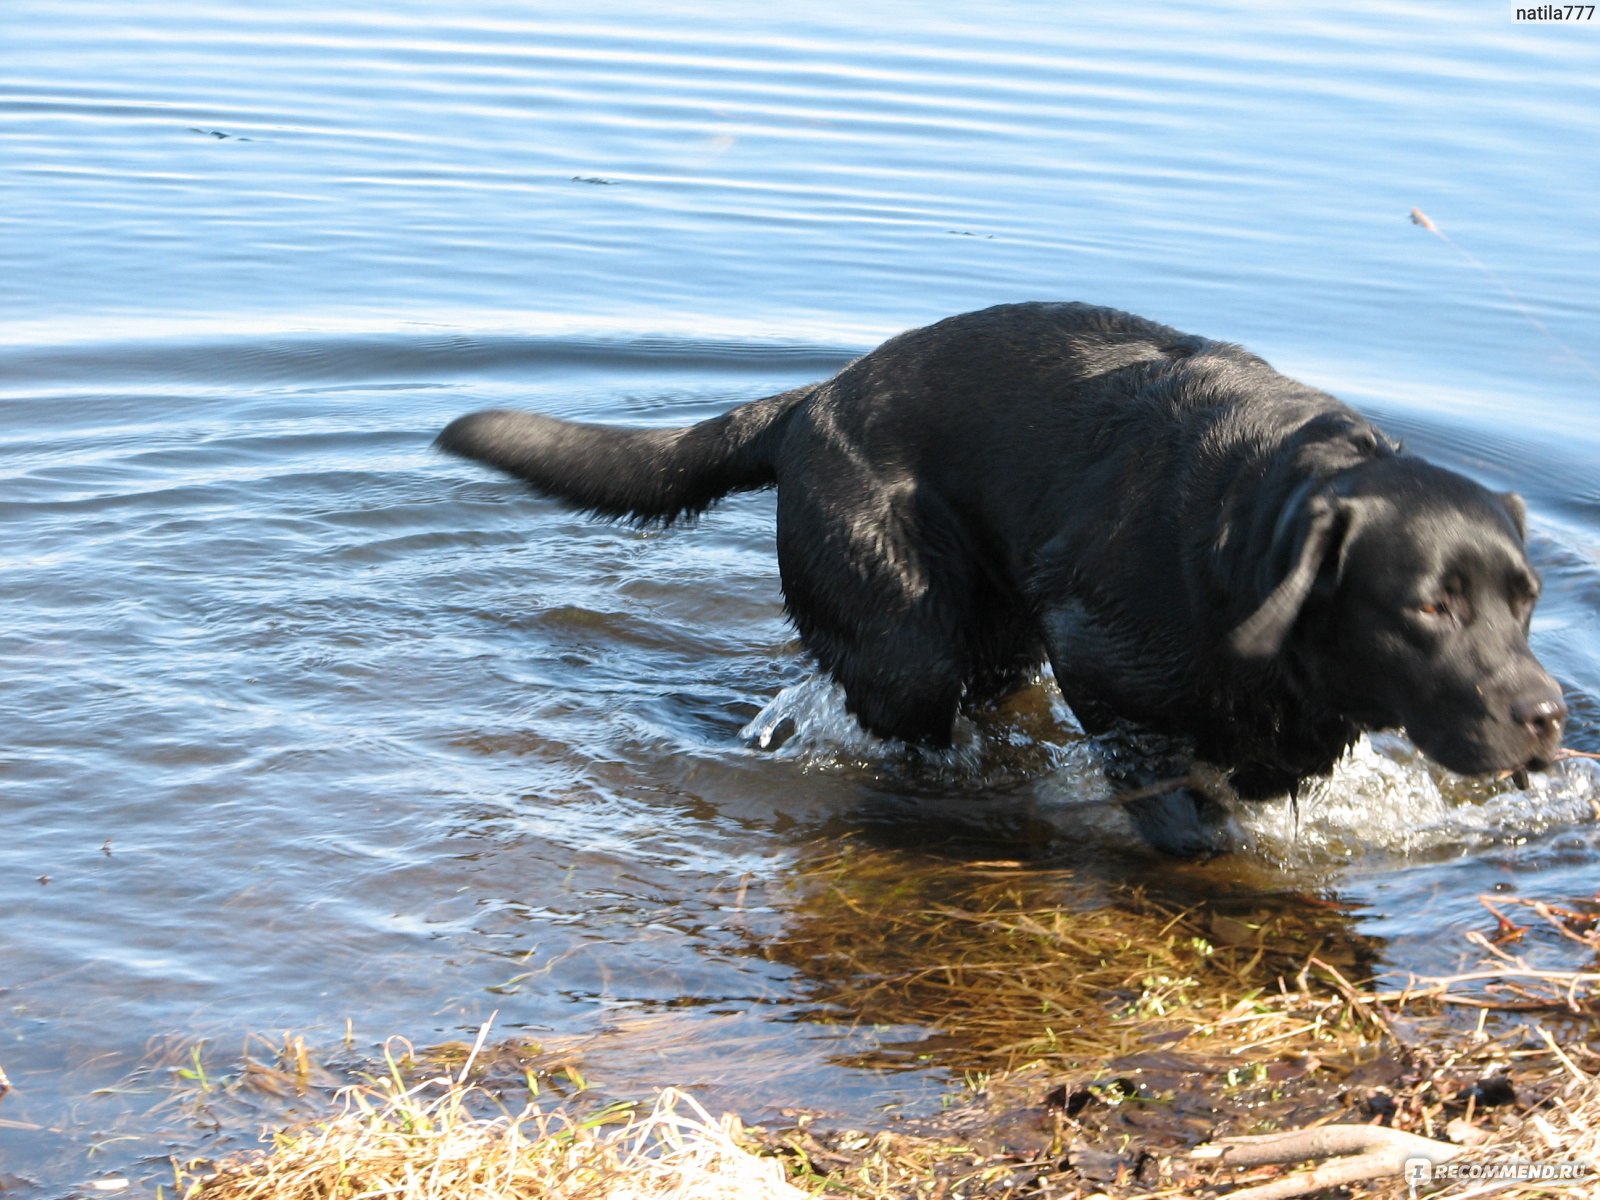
[438,302,1566,807]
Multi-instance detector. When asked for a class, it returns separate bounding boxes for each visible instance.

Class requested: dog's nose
[1511,692,1567,747]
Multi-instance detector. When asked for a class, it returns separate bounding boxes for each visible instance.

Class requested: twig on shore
[1195,1123,1461,1200]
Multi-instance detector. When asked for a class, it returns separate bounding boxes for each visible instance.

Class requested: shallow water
[3,1,1599,1190]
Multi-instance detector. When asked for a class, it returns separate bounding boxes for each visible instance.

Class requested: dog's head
[1231,457,1566,776]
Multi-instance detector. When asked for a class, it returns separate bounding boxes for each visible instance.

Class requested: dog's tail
[435,386,809,524]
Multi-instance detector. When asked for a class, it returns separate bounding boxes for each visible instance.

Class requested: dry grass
[175,1070,806,1200]
[167,849,1600,1200]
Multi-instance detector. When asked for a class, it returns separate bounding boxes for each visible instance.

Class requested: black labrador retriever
[438,302,1566,817]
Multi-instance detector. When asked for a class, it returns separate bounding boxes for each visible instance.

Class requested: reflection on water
[3,0,1599,1192]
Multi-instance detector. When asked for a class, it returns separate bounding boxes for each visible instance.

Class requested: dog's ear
[1229,491,1351,660]
[1499,491,1527,541]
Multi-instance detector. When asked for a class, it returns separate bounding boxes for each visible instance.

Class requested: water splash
[740,676,894,760]
[740,677,1600,864]
[1231,734,1600,865]
[738,673,1090,783]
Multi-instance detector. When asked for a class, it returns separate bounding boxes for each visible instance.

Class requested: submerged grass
[762,842,1390,1079]
[164,843,1600,1199]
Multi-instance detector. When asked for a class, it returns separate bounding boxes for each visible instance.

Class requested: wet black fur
[437,302,1566,801]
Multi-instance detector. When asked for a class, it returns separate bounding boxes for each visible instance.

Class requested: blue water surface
[2,1,1597,1191]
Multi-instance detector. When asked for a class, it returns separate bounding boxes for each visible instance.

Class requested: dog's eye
[1416,600,1453,621]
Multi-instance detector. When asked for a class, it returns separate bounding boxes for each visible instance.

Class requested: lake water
[3,1,1598,1191]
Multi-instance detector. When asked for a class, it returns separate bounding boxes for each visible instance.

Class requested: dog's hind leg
[774,478,977,747]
